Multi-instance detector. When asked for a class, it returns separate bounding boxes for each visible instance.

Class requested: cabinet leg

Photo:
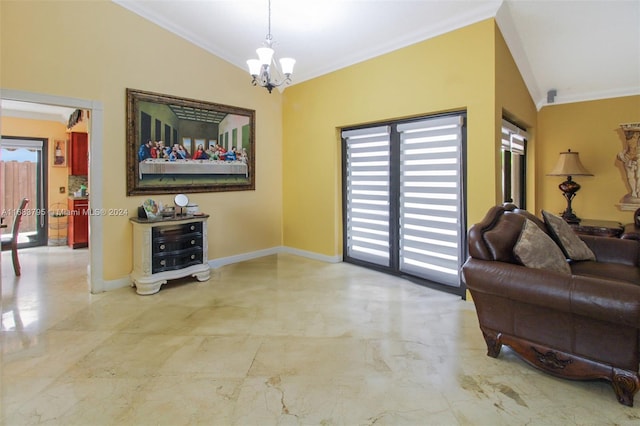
[133,279,165,295]
[194,269,211,282]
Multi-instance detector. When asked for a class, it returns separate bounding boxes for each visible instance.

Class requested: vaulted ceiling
[2,1,638,120]
[113,0,639,109]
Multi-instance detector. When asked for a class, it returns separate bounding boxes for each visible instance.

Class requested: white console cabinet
[130,215,210,295]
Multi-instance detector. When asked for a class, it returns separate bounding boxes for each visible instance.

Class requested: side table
[130,214,210,295]
[569,219,624,238]
[621,223,640,240]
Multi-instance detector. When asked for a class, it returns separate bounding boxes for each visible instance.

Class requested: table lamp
[547,149,593,223]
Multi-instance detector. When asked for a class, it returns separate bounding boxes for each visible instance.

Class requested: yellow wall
[1,1,283,281]
[537,95,640,222]
[5,0,629,286]
[282,19,536,257]
[494,24,538,211]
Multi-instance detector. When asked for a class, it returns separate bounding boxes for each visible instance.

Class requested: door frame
[0,136,48,248]
[1,89,105,293]
[341,112,467,298]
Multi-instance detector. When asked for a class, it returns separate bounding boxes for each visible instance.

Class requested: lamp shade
[279,58,296,75]
[246,59,262,76]
[547,150,593,176]
[256,47,274,65]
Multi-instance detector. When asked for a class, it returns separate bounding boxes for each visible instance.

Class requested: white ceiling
[1,100,76,124]
[113,0,639,109]
[2,0,638,119]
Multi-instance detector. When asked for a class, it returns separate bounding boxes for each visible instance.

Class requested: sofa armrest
[580,235,639,266]
[462,258,572,311]
[462,258,640,328]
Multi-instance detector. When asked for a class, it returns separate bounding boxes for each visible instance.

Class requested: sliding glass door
[1,137,48,248]
[342,113,466,296]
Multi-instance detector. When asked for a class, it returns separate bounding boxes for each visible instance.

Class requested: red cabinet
[69,132,88,176]
[68,198,89,249]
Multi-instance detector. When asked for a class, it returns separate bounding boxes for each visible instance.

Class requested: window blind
[342,126,391,266]
[501,120,527,154]
[501,119,528,206]
[397,116,463,287]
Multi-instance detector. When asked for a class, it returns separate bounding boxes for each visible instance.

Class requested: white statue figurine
[618,123,640,204]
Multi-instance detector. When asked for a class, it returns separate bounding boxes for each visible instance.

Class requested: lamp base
[559,176,582,224]
[561,211,581,224]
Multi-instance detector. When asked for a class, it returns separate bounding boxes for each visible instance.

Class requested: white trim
[101,277,132,291]
[0,88,105,294]
[100,246,342,292]
[207,246,282,269]
[495,1,541,108]
[536,87,640,111]
[100,276,134,292]
[208,246,342,269]
[279,246,342,264]
[114,0,502,88]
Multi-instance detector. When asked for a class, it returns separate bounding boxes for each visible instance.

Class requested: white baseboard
[207,246,282,269]
[278,246,343,264]
[103,246,342,292]
[207,246,342,269]
[100,276,133,293]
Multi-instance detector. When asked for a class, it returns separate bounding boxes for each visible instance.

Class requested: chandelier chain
[266,0,272,42]
[247,0,295,93]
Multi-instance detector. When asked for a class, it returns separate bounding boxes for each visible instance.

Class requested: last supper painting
[126,88,255,196]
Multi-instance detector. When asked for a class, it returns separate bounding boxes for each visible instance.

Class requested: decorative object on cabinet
[616,123,640,210]
[174,193,189,216]
[68,132,88,176]
[142,198,159,219]
[53,139,67,167]
[68,197,88,249]
[546,149,593,223]
[126,88,255,196]
[130,215,210,295]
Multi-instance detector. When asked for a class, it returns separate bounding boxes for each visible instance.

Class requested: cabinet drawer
[152,248,203,273]
[152,222,202,238]
[153,234,202,253]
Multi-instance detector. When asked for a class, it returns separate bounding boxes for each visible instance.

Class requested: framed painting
[126,88,255,196]
[53,139,67,167]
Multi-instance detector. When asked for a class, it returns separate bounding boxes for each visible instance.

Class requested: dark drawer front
[152,221,202,238]
[153,234,202,253]
[152,249,203,273]
[151,221,204,273]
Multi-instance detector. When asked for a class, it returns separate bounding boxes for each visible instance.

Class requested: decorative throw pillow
[542,210,596,261]
[514,219,571,274]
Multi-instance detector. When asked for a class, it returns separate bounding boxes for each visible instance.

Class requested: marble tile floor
[1,247,639,425]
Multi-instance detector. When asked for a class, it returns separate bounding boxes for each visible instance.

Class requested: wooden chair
[1,198,29,276]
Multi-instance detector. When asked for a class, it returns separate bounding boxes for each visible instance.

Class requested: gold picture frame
[126,88,255,196]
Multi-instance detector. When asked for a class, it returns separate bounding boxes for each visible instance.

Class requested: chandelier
[246,0,295,93]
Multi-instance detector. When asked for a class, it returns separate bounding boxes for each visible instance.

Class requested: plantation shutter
[342,126,391,266]
[397,116,464,287]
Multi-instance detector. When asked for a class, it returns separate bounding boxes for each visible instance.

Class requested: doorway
[0,137,48,248]
[0,89,105,293]
[341,112,467,297]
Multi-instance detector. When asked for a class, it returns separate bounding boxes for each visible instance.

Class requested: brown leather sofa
[462,203,640,406]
